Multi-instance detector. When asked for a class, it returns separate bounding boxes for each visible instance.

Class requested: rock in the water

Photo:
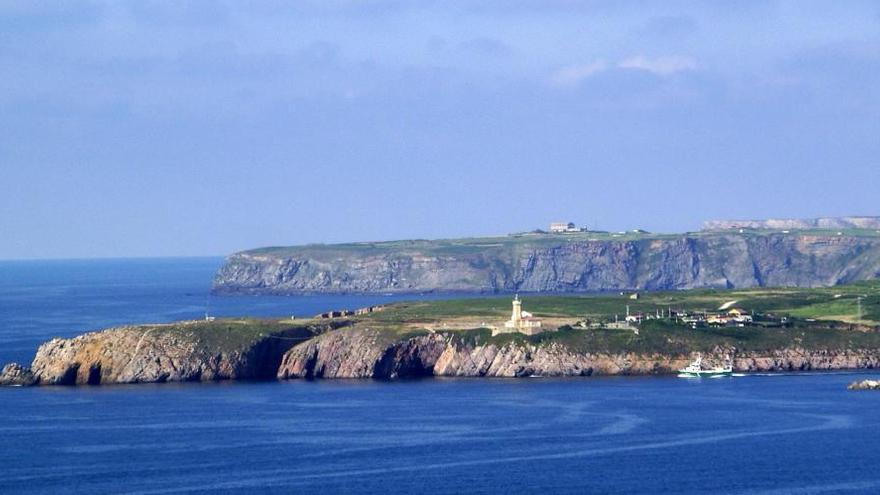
[848,379,880,390]
[0,363,37,386]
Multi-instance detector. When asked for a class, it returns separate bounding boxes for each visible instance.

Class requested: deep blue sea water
[0,257,461,366]
[2,258,880,494]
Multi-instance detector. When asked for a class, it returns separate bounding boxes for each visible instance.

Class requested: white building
[550,222,580,233]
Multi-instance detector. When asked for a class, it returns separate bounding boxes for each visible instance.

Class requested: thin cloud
[618,55,697,76]
[549,60,607,87]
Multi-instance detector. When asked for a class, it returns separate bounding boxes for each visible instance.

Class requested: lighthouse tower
[499,294,543,335]
[511,294,522,325]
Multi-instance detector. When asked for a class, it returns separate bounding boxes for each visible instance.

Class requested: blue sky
[1,1,878,259]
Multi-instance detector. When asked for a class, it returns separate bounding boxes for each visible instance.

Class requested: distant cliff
[213,231,880,294]
[703,216,880,231]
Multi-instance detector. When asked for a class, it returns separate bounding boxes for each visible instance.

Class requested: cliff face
[5,324,880,386]
[0,363,36,386]
[704,216,880,231]
[277,330,449,379]
[8,321,340,386]
[29,328,261,385]
[277,328,880,379]
[213,233,880,294]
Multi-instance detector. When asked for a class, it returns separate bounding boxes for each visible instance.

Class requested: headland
[212,217,880,295]
[4,281,879,386]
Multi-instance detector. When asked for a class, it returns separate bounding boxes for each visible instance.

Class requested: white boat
[678,355,733,378]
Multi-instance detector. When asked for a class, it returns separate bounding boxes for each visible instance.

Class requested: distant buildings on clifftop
[545,221,648,236]
[549,221,585,233]
[506,220,658,237]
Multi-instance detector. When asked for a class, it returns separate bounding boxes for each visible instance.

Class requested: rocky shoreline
[4,322,880,387]
[277,328,880,379]
[0,320,345,386]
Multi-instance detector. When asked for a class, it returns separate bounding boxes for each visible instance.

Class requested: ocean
[1,258,879,494]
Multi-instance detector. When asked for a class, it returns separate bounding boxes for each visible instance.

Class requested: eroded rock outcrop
[431,343,685,377]
[277,328,880,379]
[14,321,339,386]
[733,349,880,372]
[0,363,37,386]
[277,329,448,379]
[444,345,880,376]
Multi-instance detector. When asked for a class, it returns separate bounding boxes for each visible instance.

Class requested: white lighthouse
[498,294,543,335]
[511,294,523,325]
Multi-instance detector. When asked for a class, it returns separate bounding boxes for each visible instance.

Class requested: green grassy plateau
[141,281,880,356]
[363,280,880,325]
[129,318,335,354]
[348,280,880,353]
[242,228,880,259]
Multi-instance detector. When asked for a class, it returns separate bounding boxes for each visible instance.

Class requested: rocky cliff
[213,231,880,294]
[277,328,880,379]
[0,363,36,386]
[0,319,342,386]
[5,323,880,386]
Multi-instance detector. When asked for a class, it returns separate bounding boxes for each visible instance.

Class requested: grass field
[241,227,880,260]
[145,281,880,356]
[361,280,880,326]
[143,318,334,352]
[441,321,880,354]
[320,281,880,354]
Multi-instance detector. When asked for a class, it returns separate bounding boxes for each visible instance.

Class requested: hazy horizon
[6,213,880,261]
[3,1,878,259]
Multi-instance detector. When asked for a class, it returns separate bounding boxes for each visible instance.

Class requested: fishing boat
[677,355,733,378]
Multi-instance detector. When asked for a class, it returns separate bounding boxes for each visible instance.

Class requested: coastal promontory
[4,282,880,386]
[1,319,346,386]
[212,219,880,295]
